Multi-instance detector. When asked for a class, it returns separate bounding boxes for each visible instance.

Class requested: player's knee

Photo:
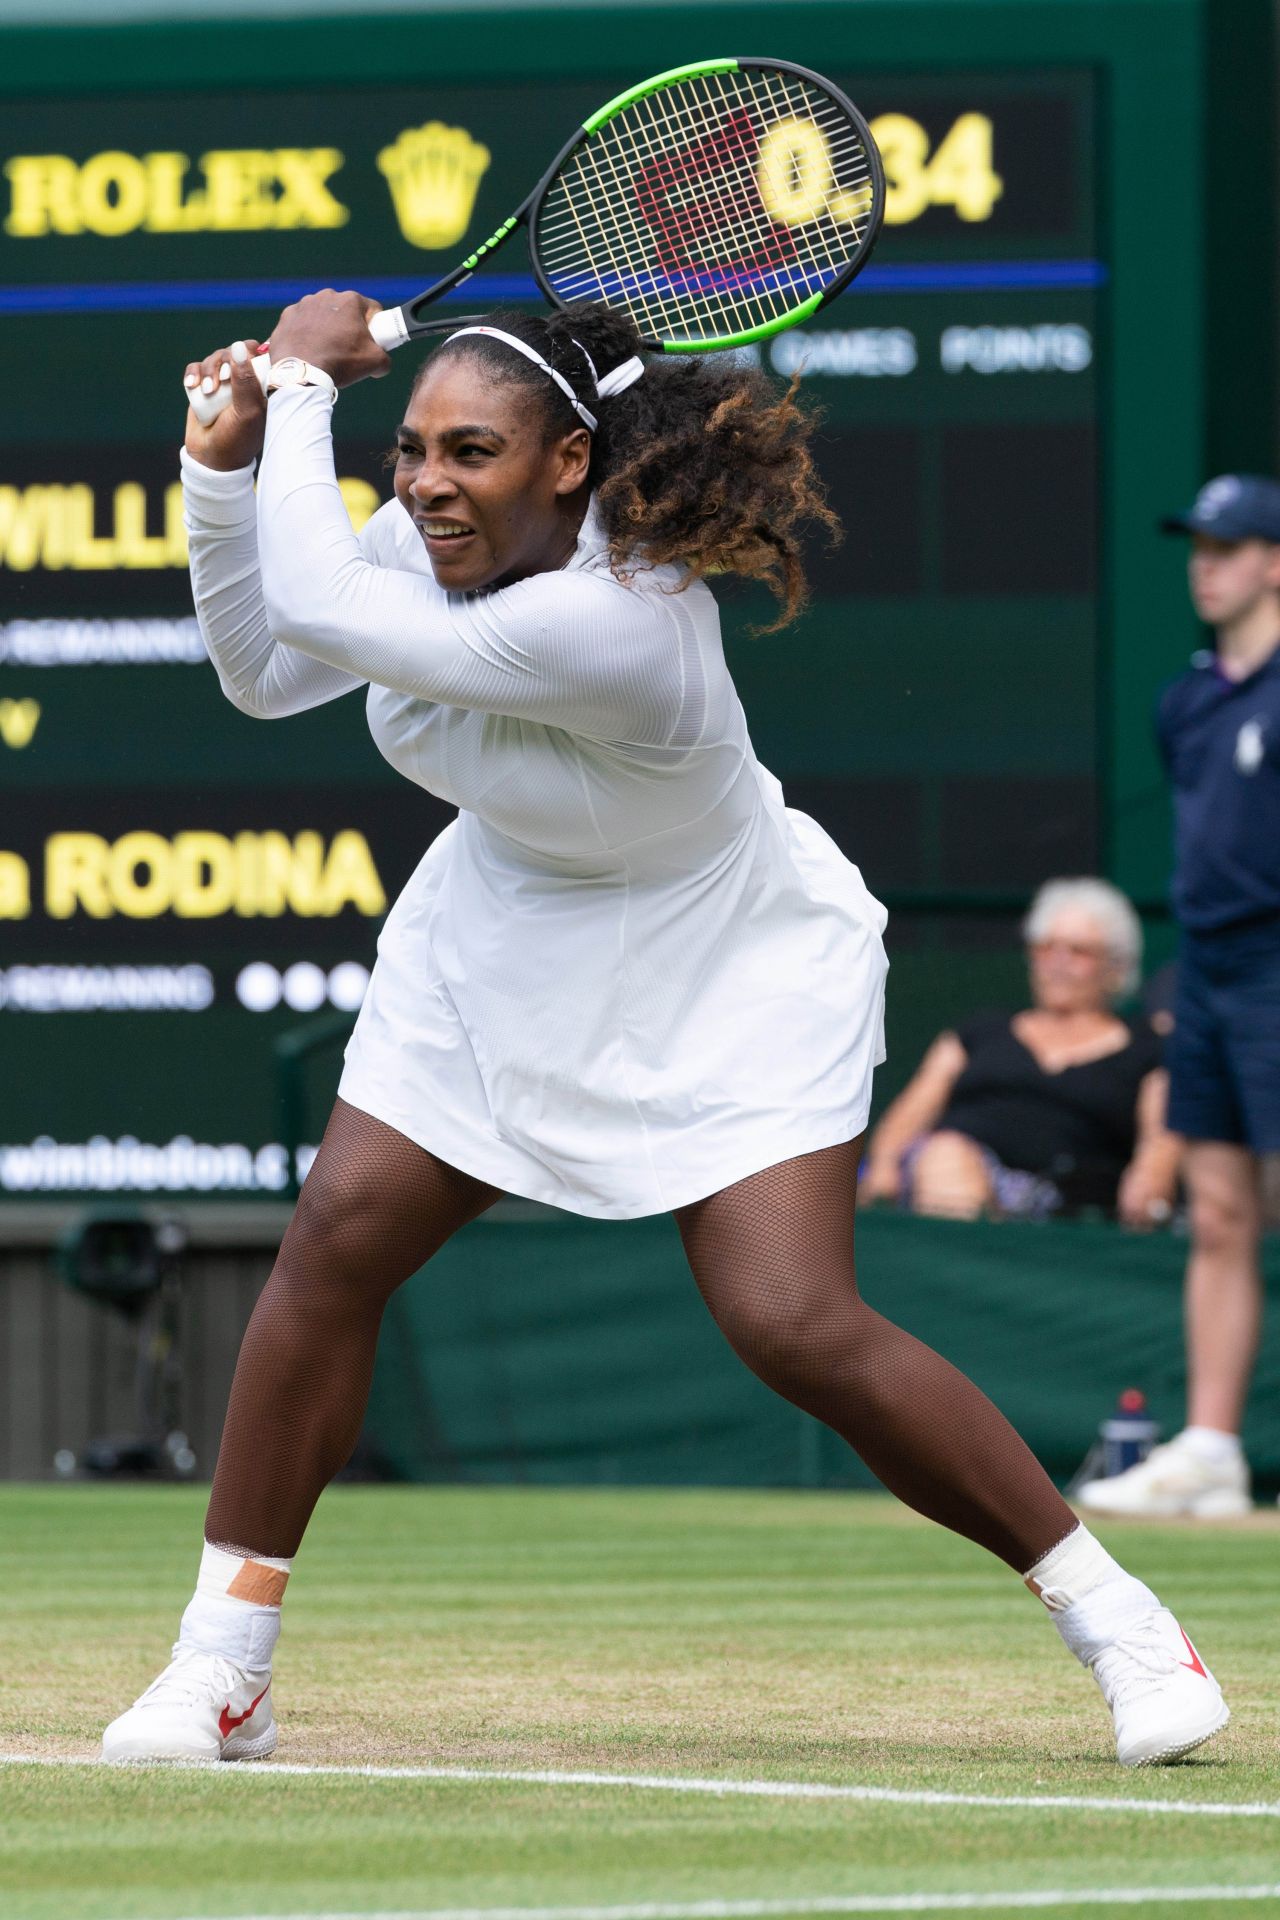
[722,1287,854,1393]
[277,1172,384,1290]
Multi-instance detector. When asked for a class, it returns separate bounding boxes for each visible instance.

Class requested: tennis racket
[188,56,884,424]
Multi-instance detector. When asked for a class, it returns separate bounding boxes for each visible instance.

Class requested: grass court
[1,1484,1277,1920]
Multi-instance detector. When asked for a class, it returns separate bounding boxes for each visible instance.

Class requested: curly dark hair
[417,302,840,631]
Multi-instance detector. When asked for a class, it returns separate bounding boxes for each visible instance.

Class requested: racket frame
[394,55,885,353]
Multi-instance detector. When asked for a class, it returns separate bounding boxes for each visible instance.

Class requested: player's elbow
[260,583,322,653]
[260,557,360,662]
[212,663,294,720]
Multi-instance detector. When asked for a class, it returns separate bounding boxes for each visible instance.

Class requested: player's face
[1188,535,1280,627]
[1026,907,1118,1014]
[393,356,591,591]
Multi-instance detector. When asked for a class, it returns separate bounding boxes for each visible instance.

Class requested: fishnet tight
[204,1099,499,1555]
[675,1140,1076,1569]
[207,1111,1072,1571]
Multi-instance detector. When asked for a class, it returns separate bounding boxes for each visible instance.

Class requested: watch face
[270,357,306,384]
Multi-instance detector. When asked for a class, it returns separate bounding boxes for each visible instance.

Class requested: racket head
[529,57,885,352]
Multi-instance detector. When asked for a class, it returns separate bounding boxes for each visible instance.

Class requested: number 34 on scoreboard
[760,111,1002,229]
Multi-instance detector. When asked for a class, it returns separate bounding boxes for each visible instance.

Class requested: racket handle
[187,353,269,427]
[369,306,409,350]
[184,307,410,427]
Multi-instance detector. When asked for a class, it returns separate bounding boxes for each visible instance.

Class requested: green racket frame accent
[461,214,520,273]
[582,59,740,134]
[659,291,825,353]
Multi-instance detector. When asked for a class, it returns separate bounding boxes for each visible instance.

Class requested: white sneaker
[1091,1607,1229,1765]
[1076,1434,1251,1519]
[102,1646,276,1763]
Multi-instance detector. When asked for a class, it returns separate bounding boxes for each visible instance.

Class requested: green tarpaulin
[366,1210,1280,1497]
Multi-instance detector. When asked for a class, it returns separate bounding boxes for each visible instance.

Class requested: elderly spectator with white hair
[863,878,1181,1225]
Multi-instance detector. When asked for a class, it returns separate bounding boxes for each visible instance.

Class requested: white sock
[1178,1426,1243,1466]
[1022,1524,1157,1666]
[178,1542,292,1669]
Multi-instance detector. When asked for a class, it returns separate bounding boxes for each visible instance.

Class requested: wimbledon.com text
[0,1134,318,1193]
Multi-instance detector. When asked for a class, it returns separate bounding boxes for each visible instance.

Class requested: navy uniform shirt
[1156,645,1280,930]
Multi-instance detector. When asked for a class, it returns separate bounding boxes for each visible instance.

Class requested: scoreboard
[0,0,1272,1202]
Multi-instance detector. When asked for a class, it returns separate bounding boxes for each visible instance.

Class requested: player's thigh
[671,1138,865,1378]
[673,1136,865,1326]
[281,1095,501,1290]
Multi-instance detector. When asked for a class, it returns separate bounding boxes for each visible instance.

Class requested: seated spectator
[862,878,1181,1225]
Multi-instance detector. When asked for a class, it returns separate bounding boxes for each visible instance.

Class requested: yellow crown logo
[377,121,491,250]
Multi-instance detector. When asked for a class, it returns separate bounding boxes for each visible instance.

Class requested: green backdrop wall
[366,1210,1280,1498]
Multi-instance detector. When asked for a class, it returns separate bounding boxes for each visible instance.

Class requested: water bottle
[1100,1388,1160,1477]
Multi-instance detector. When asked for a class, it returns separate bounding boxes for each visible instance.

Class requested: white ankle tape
[196,1541,292,1606]
[1024,1524,1115,1608]
[1023,1523,1157,1665]
[179,1592,280,1668]
[1049,1577,1160,1666]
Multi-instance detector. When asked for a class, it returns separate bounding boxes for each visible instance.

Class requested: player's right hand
[184,339,267,471]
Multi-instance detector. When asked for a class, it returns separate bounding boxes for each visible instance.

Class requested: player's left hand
[184,338,268,471]
[269,290,392,387]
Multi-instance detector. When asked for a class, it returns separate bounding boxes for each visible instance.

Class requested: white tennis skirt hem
[333,1071,876,1220]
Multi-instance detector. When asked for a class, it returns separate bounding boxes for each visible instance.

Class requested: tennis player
[104,291,1228,1768]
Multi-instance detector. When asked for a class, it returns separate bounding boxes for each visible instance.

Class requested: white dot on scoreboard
[236,962,282,1012]
[282,961,328,1012]
[328,961,370,1011]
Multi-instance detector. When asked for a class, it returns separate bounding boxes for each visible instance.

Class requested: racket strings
[556,110,668,339]
[602,83,764,339]
[535,66,876,344]
[645,72,792,335]
[747,66,869,286]
[547,95,703,339]
[543,75,777,336]
[687,65,874,297]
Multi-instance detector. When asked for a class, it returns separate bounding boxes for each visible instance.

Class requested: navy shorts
[1167,918,1280,1150]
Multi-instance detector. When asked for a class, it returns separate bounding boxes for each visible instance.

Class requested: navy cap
[1161,473,1280,542]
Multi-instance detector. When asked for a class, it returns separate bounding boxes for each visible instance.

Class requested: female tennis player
[104,290,1228,1769]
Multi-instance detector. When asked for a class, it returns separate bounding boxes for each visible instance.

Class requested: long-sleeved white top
[183,385,888,1217]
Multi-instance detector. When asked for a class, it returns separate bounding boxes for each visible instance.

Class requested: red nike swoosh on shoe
[218,1682,270,1740]
[1178,1627,1209,1678]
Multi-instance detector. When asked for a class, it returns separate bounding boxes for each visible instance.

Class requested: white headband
[448,327,597,430]
[571,341,646,400]
[596,354,646,399]
[447,326,645,429]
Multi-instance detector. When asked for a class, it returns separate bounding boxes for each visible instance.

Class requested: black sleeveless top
[936,1011,1164,1208]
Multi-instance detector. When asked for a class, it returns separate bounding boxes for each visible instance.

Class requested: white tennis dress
[182,386,888,1217]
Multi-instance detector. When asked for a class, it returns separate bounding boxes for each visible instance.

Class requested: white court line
[3,1754,1278,1821]
[109,1886,1280,1918]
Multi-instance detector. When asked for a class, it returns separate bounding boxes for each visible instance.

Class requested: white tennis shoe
[1076,1434,1251,1519]
[1091,1608,1229,1765]
[102,1646,276,1763]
